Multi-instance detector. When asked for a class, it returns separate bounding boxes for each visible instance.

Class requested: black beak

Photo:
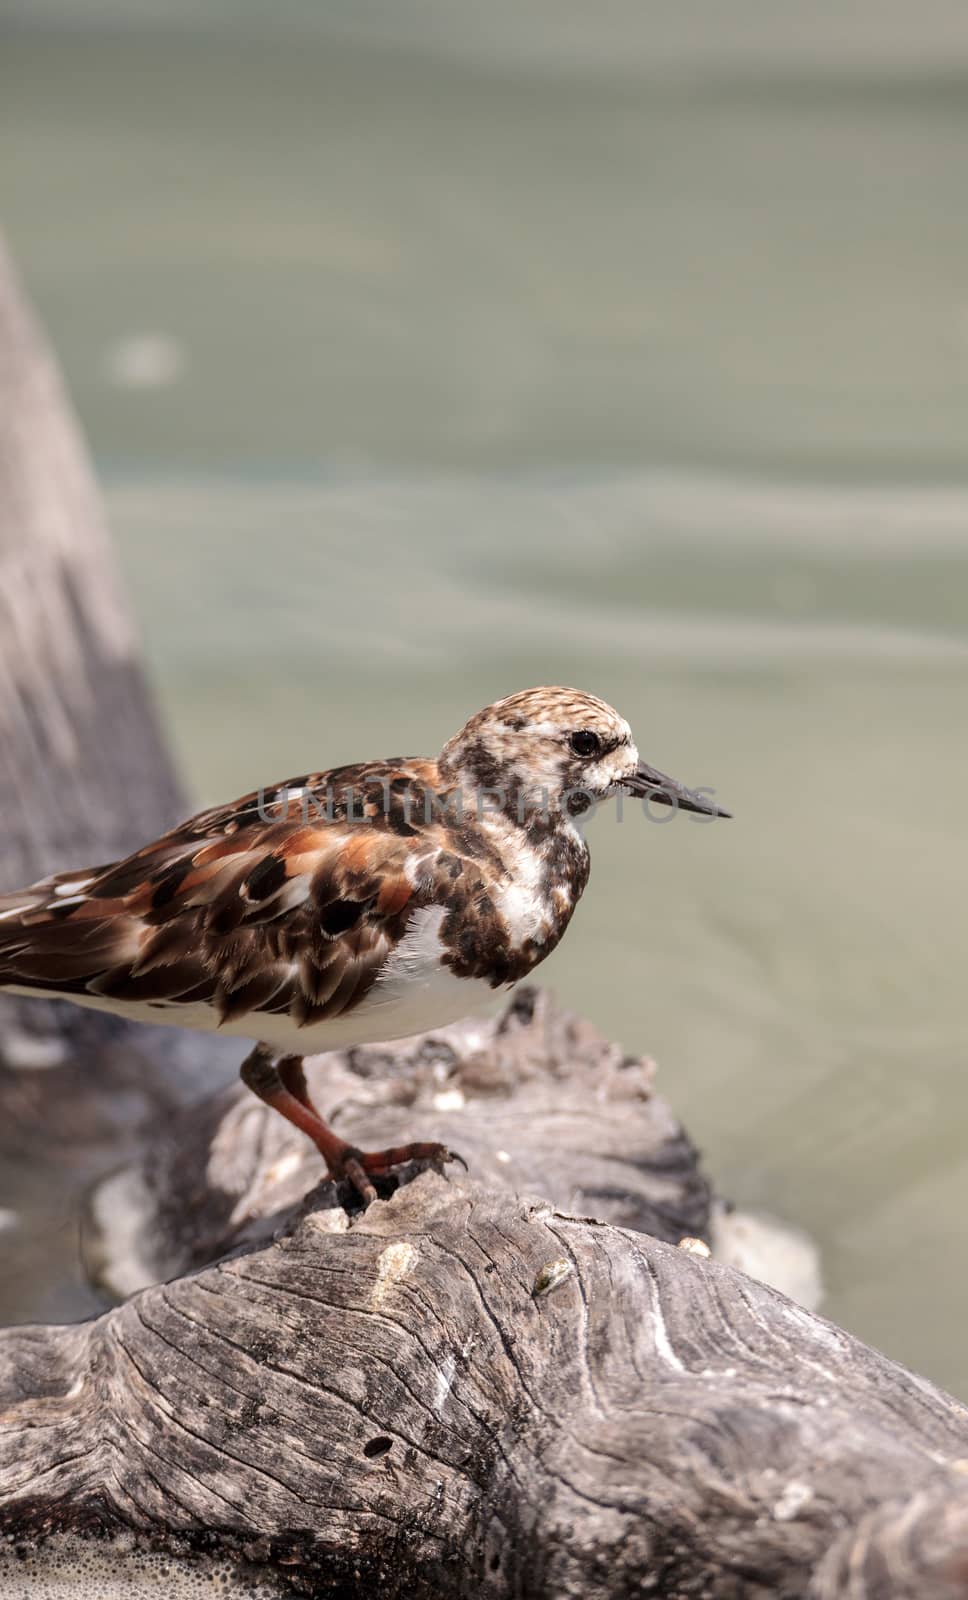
[621,760,731,819]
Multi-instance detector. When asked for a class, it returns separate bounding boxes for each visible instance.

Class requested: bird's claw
[333,1140,467,1207]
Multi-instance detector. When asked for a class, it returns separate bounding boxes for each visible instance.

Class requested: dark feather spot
[25,900,78,925]
[215,968,288,1023]
[320,899,364,937]
[386,809,418,837]
[566,788,595,817]
[243,854,288,902]
[462,739,505,792]
[151,859,193,910]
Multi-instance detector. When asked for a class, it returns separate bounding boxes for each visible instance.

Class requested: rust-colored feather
[0,757,472,1035]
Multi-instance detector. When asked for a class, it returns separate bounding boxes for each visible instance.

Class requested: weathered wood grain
[6,985,968,1600]
[5,1131,968,1600]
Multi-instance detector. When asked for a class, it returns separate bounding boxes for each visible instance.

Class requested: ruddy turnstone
[0,687,728,1201]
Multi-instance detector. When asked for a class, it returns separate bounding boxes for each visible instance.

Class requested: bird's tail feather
[0,863,117,994]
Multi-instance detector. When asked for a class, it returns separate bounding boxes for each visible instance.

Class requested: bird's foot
[330,1141,467,1207]
[238,1044,467,1208]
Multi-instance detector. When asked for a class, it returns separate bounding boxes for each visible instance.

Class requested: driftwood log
[4,237,968,1600]
[4,994,968,1600]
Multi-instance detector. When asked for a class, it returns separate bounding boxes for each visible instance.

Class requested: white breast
[366,904,505,1037]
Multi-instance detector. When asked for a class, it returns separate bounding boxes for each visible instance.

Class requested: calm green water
[3,2,968,1394]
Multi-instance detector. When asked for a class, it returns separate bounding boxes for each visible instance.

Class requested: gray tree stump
[0,234,233,1323]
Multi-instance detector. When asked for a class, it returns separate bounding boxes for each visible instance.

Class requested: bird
[0,686,729,1202]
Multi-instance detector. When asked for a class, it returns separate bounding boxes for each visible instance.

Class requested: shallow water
[3,2,968,1396]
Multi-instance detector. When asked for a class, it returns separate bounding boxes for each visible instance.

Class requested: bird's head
[438,686,730,824]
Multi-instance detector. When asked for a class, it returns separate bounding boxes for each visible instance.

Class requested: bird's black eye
[568,730,601,759]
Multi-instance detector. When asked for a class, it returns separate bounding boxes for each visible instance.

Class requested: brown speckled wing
[0,760,456,1029]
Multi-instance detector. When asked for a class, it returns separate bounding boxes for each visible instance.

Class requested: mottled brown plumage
[0,687,729,1200]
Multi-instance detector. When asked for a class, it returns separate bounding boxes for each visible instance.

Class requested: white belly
[3,906,508,1056]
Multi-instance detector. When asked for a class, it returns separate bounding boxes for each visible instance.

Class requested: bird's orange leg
[240,1044,462,1205]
